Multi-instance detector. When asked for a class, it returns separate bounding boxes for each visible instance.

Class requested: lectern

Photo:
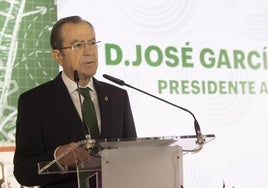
[38,135,215,188]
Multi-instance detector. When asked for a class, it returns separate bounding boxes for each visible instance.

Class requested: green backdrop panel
[0,0,58,143]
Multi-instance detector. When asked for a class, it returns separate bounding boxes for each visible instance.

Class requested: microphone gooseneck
[103,74,205,145]
[74,70,91,138]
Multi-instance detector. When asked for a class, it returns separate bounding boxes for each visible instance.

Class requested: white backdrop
[58,0,268,187]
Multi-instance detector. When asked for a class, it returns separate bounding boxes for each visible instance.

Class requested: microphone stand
[74,71,102,158]
[103,74,205,146]
[74,70,91,138]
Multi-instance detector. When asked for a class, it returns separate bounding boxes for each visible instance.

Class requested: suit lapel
[93,78,113,138]
[51,73,85,137]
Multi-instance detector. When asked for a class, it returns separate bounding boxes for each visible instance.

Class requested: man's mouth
[84,61,94,65]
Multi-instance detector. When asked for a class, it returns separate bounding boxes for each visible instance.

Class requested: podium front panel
[101,145,183,188]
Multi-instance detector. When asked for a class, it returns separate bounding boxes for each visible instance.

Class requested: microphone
[103,74,205,145]
[74,70,91,139]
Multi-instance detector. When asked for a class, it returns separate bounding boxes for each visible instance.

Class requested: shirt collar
[61,71,95,93]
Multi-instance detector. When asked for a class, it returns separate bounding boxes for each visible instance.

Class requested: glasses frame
[58,40,101,51]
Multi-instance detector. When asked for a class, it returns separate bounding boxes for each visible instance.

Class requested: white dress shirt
[61,71,101,132]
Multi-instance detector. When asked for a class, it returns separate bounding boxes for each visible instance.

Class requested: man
[13,16,137,188]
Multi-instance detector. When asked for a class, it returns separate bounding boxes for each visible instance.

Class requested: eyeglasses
[58,40,101,51]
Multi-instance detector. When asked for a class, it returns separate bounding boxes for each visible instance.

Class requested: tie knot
[79,87,90,98]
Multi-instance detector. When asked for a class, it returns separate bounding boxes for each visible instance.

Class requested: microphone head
[74,70,79,82]
[103,74,125,86]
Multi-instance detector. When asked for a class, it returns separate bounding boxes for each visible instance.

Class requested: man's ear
[51,50,64,66]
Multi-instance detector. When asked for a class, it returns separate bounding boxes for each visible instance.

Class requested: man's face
[54,22,98,82]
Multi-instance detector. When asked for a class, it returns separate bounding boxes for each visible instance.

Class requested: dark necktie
[80,87,100,139]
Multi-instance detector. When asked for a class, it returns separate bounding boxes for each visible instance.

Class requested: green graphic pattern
[0,0,58,144]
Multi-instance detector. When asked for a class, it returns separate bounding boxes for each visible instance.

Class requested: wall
[0,0,58,187]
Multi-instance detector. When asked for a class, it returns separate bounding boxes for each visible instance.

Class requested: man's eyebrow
[66,39,79,45]
[70,38,96,44]
[70,39,82,44]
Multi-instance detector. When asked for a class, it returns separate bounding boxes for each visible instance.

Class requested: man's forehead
[61,23,95,42]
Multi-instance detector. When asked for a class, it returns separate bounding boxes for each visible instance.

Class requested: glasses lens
[72,42,84,51]
[88,41,99,47]
[72,41,99,51]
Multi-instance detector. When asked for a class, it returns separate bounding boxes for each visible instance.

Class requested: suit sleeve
[13,93,68,186]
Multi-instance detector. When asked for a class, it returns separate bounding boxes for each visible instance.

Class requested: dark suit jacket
[13,72,137,188]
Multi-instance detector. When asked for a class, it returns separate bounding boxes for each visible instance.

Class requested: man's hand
[55,142,92,167]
